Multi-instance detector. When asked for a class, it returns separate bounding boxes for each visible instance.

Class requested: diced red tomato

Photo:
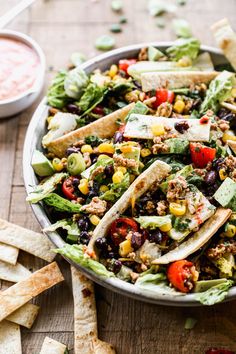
[199,115,210,124]
[118,59,137,74]
[92,105,104,116]
[167,260,197,293]
[110,218,139,246]
[153,89,175,108]
[205,349,235,354]
[190,143,216,169]
[62,177,77,200]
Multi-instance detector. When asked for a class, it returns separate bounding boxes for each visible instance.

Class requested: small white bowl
[0,30,45,119]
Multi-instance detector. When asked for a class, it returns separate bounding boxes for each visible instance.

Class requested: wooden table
[1,1,236,353]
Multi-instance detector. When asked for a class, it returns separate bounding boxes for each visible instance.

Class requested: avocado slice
[164,138,189,154]
[31,150,54,177]
[194,278,228,293]
[214,177,236,211]
[148,46,164,61]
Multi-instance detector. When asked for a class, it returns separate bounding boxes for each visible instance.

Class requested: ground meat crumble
[166,176,188,202]
[207,240,236,260]
[113,154,138,169]
[81,197,107,216]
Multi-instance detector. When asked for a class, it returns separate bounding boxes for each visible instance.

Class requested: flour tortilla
[0,242,19,265]
[6,303,40,329]
[141,71,218,92]
[0,219,55,262]
[0,320,22,354]
[47,103,135,158]
[152,208,231,265]
[0,260,31,283]
[221,101,236,114]
[88,160,171,254]
[0,262,64,322]
[39,336,67,354]
[211,18,236,71]
[228,140,236,154]
[71,266,116,354]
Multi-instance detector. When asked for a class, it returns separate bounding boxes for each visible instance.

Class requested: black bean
[192,98,202,110]
[95,237,108,252]
[66,103,81,115]
[90,154,98,164]
[174,120,189,134]
[66,146,80,156]
[107,259,122,274]
[80,231,90,245]
[77,216,89,231]
[105,164,114,177]
[113,131,123,144]
[131,232,144,250]
[204,170,217,185]
[212,158,224,171]
[72,177,80,188]
[148,230,163,244]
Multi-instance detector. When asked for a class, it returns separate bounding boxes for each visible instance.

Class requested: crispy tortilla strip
[0,242,19,265]
[211,18,236,71]
[93,338,116,354]
[0,219,55,262]
[141,71,218,91]
[39,336,67,354]
[0,260,31,283]
[6,303,39,329]
[152,208,231,265]
[88,160,171,254]
[0,320,22,354]
[47,103,135,158]
[0,262,64,322]
[71,265,97,354]
[221,101,236,114]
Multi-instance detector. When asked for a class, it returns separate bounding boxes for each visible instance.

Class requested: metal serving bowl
[23,42,236,306]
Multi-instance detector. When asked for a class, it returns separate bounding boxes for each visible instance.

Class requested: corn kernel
[109,64,118,78]
[141,148,151,158]
[130,174,135,183]
[224,223,236,237]
[90,215,101,226]
[219,168,227,181]
[52,158,64,172]
[151,123,165,136]
[47,115,53,125]
[81,144,93,154]
[99,185,109,193]
[119,239,134,257]
[173,100,185,114]
[231,88,236,98]
[120,145,134,154]
[79,179,89,195]
[159,222,172,232]
[177,56,192,67]
[112,171,124,184]
[222,130,236,143]
[169,202,186,216]
[97,154,110,161]
[98,142,115,154]
[116,166,127,174]
[230,213,236,222]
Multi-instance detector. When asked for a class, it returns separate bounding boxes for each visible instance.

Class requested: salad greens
[101,173,130,202]
[195,280,234,305]
[77,83,107,116]
[43,193,82,213]
[172,19,192,38]
[64,67,89,99]
[166,37,200,61]
[47,71,69,109]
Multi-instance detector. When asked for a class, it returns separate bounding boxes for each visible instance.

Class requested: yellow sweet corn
[52,158,64,172]
[79,179,89,195]
[98,142,115,154]
[81,144,93,154]
[224,223,236,238]
[231,88,236,98]
[120,145,134,154]
[219,168,227,181]
[151,123,165,136]
[169,202,186,216]
[119,239,133,257]
[141,148,151,157]
[47,115,54,125]
[90,215,101,226]
[222,130,236,143]
[99,185,109,193]
[116,166,127,174]
[159,222,172,232]
[130,174,135,183]
[109,64,118,78]
[173,100,185,114]
[112,171,124,184]
[98,154,110,161]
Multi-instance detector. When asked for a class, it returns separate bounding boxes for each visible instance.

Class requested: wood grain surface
[0,1,236,353]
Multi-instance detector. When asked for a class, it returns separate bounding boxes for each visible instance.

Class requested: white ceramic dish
[23,42,236,306]
[0,30,45,118]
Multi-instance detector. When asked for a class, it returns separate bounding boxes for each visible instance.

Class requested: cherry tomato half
[110,218,139,246]
[92,105,104,116]
[206,349,235,354]
[167,260,197,293]
[62,177,77,200]
[154,89,175,108]
[119,59,137,74]
[190,143,216,169]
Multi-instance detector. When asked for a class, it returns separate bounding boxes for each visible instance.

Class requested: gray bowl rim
[23,41,236,306]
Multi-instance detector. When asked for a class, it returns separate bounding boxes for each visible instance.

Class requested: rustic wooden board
[1,0,236,353]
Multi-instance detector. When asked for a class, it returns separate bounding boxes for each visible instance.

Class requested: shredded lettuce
[195,280,234,305]
[160,165,193,193]
[44,218,80,235]
[55,244,114,277]
[135,273,183,296]
[47,71,69,109]
[101,172,130,202]
[64,67,89,99]
[213,254,235,278]
[43,193,81,213]
[200,71,235,113]
[26,173,68,203]
[77,83,106,116]
[135,215,172,230]
[166,37,200,61]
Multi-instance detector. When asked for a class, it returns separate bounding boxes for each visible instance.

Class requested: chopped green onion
[156,18,165,28]
[67,152,86,175]
[95,35,115,51]
[70,52,86,67]
[111,0,123,12]
[110,24,122,33]
[184,317,197,329]
[119,16,127,24]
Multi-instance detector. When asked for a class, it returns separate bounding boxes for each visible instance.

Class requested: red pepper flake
[199,116,209,124]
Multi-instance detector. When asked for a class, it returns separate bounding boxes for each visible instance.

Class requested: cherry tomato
[167,260,197,293]
[206,349,235,354]
[119,59,137,74]
[92,105,104,116]
[62,177,77,200]
[154,89,175,108]
[199,115,210,124]
[110,218,139,246]
[190,143,216,169]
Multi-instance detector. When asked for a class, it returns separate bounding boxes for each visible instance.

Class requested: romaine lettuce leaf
[77,83,107,116]
[44,218,80,235]
[172,19,192,38]
[200,71,235,113]
[43,193,82,213]
[125,101,149,122]
[64,67,89,99]
[47,70,69,109]
[101,172,130,202]
[55,244,114,277]
[135,215,172,230]
[166,37,200,61]
[195,279,234,305]
[135,272,183,296]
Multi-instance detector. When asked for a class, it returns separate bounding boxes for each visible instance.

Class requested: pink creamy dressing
[0,37,40,101]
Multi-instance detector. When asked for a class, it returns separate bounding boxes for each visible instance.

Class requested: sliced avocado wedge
[31,150,54,177]
[214,177,236,210]
[194,278,228,293]
[148,46,164,61]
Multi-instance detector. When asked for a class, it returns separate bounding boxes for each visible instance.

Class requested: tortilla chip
[6,303,40,329]
[47,103,135,158]
[39,336,67,354]
[211,18,236,71]
[0,219,55,262]
[88,160,171,254]
[0,242,19,265]
[0,262,64,322]
[141,71,218,91]
[93,338,116,354]
[0,320,22,354]
[152,208,231,265]
[71,266,97,354]
[0,260,31,283]
[227,139,236,154]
